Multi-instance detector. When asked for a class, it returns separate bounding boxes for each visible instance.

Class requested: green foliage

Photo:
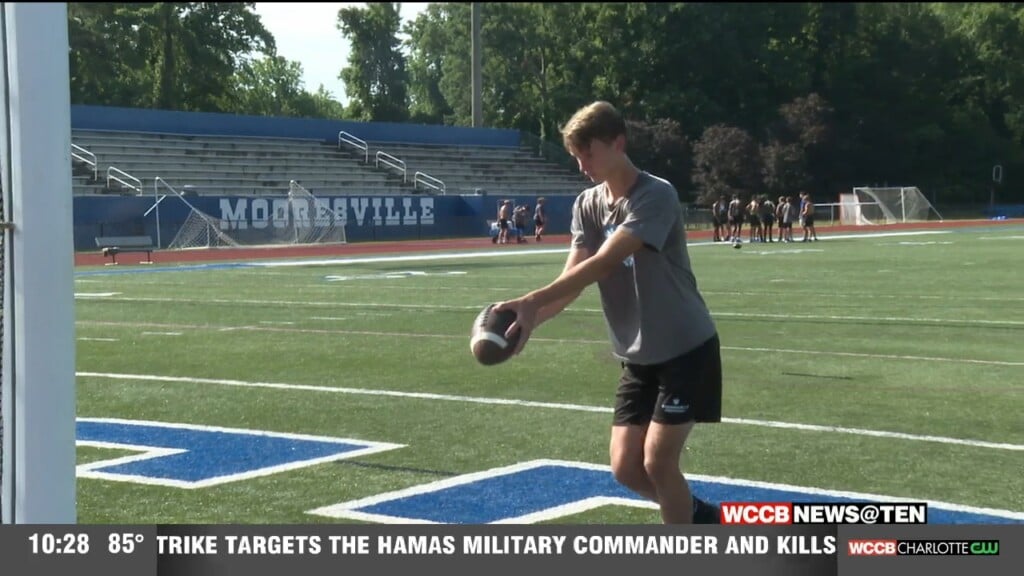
[69,3,346,120]
[69,2,1024,204]
[337,3,409,122]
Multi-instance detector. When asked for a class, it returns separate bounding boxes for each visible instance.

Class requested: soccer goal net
[160,180,347,249]
[841,187,944,225]
[161,178,240,249]
[286,180,347,245]
[167,208,240,249]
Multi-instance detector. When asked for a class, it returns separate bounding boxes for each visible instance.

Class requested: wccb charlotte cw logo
[847,539,999,556]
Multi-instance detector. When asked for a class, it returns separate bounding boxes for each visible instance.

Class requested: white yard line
[76,371,1024,452]
[75,320,1024,367]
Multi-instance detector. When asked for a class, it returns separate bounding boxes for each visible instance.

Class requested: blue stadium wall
[71,105,582,250]
[73,193,577,249]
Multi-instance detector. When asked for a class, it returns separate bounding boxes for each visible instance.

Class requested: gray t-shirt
[570,171,717,365]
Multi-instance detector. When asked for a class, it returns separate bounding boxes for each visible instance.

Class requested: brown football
[470,303,520,365]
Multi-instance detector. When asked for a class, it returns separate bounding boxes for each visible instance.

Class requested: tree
[627,118,691,199]
[762,93,832,196]
[691,125,762,205]
[233,55,307,117]
[68,3,274,111]
[778,93,833,149]
[337,3,409,122]
[301,85,348,120]
[404,4,454,124]
[760,141,809,198]
[69,3,150,107]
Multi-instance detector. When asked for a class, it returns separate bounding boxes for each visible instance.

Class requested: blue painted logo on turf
[307,459,1024,525]
[76,418,403,488]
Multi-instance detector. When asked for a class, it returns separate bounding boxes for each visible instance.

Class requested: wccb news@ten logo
[719,502,928,525]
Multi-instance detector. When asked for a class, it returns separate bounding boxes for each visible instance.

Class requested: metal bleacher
[350,141,590,197]
[70,130,406,197]
[70,128,589,198]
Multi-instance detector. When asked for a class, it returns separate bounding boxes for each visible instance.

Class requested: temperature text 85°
[109,533,145,554]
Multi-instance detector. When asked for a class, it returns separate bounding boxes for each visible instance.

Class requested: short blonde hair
[559,101,627,153]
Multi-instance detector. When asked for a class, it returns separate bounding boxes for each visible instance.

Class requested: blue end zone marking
[334,461,1024,525]
[75,262,258,276]
[77,419,402,488]
[362,464,632,524]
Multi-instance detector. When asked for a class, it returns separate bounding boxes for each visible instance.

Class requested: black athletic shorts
[804,215,815,227]
[499,218,509,229]
[613,334,723,426]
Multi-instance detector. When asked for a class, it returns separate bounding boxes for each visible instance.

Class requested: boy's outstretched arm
[535,245,592,326]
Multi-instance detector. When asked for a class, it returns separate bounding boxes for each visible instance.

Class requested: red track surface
[74,218,1019,268]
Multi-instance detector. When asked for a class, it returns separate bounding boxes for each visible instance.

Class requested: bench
[95,235,155,265]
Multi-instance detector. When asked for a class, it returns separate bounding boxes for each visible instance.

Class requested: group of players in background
[495,198,547,244]
[494,192,822,246]
[711,192,819,244]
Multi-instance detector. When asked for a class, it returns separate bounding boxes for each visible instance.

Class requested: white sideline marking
[325,270,467,282]
[245,230,952,268]
[258,248,569,268]
[724,345,1024,367]
[711,311,1024,327]
[74,292,121,298]
[702,290,1024,303]
[75,296,1024,328]
[75,372,1024,452]
[140,331,182,337]
[76,319,1024,367]
[308,313,392,321]
[78,337,120,342]
[743,249,824,255]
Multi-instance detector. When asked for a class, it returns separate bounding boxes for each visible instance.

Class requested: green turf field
[72,226,1024,524]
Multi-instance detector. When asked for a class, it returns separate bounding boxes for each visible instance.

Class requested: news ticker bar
[0,524,1018,576]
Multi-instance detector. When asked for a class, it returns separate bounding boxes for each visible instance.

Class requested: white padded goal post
[1,3,77,524]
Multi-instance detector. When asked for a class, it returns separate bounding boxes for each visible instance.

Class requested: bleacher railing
[375,151,407,183]
[106,166,142,194]
[71,143,97,181]
[414,171,446,195]
[338,131,368,163]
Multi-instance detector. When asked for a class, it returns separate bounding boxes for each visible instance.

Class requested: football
[470,303,520,365]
